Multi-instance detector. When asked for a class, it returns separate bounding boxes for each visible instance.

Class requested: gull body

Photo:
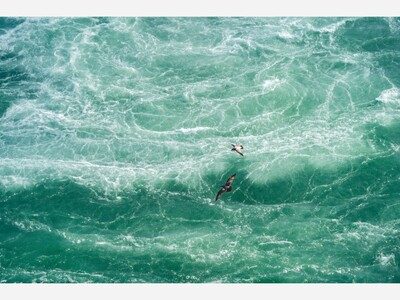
[215,173,236,201]
[231,144,244,156]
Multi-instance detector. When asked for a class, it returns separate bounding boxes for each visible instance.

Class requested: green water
[0,17,400,283]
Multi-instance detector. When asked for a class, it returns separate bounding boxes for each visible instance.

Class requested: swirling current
[1,17,400,283]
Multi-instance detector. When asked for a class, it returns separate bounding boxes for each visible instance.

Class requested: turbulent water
[1,17,400,283]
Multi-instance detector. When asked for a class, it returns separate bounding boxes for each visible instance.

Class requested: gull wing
[215,188,224,201]
[236,149,244,156]
[226,173,236,185]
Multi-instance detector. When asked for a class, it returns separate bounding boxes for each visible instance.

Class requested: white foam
[376,87,400,105]
[278,31,294,39]
[175,126,212,134]
[261,78,283,93]
[258,235,293,246]
[376,253,396,266]
[320,19,349,33]
[13,220,52,233]
[386,17,400,34]
[0,175,32,189]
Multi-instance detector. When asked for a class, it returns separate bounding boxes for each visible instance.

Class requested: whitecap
[261,78,283,93]
[175,126,212,134]
[376,252,396,266]
[0,175,32,189]
[277,31,294,39]
[386,17,400,34]
[376,87,400,106]
[319,19,349,33]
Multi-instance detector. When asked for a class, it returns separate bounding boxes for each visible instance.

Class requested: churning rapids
[1,17,400,283]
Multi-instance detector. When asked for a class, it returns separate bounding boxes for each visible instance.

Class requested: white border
[1,1,400,299]
[1,0,400,16]
[1,284,399,300]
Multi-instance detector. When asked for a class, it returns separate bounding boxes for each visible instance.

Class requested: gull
[231,144,244,156]
[215,173,236,201]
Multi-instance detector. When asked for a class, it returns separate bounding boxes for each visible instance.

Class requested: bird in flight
[215,173,236,201]
[231,144,244,156]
